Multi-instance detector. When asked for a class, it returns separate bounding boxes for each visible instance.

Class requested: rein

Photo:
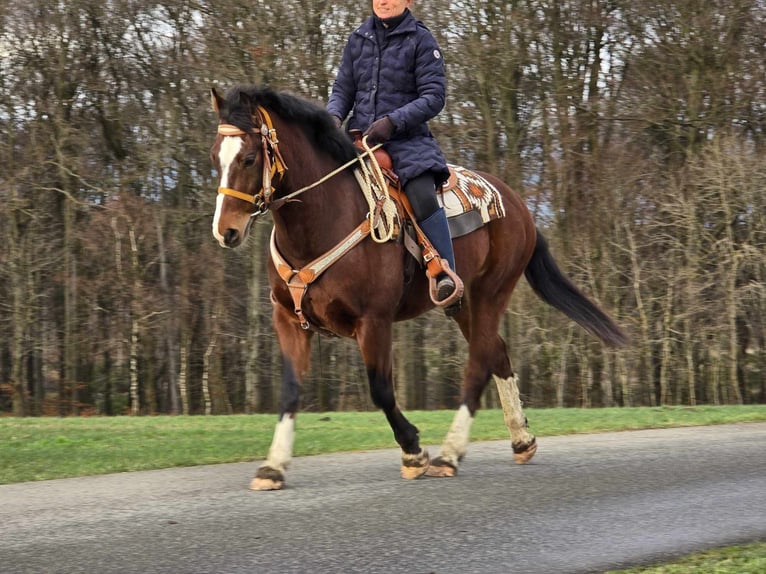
[274,139,383,209]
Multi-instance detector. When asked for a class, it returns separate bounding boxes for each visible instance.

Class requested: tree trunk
[659,282,674,405]
[684,317,697,406]
[202,302,220,415]
[64,198,79,415]
[155,214,179,414]
[10,267,27,416]
[626,226,654,406]
[579,352,593,408]
[601,351,614,408]
[129,228,141,416]
[179,339,190,415]
[129,315,140,415]
[617,352,631,407]
[724,263,743,405]
[202,333,216,416]
[245,246,260,413]
[556,327,573,408]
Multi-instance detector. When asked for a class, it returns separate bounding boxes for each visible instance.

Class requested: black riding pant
[404,173,439,221]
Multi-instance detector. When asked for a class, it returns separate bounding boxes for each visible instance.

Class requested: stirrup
[436,276,456,301]
[436,276,462,317]
[428,260,463,309]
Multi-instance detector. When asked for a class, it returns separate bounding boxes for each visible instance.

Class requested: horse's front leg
[250,305,314,491]
[356,318,430,479]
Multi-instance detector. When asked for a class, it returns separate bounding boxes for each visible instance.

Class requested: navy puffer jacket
[327,10,449,187]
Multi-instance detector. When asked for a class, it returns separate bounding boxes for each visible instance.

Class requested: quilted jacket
[327,10,449,187]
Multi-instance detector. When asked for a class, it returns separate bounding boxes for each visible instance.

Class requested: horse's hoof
[249,466,285,490]
[400,450,430,480]
[513,437,537,464]
[425,457,457,477]
[250,477,284,490]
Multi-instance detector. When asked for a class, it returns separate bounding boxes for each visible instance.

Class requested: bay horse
[209,85,626,490]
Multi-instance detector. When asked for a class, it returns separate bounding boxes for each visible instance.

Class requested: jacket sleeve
[327,35,357,122]
[387,29,446,134]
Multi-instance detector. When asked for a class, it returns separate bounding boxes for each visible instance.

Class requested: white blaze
[212,136,243,245]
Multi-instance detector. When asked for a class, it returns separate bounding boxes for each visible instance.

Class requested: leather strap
[216,106,287,206]
[270,219,372,329]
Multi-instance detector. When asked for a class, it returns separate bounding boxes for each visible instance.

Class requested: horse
[209,85,627,490]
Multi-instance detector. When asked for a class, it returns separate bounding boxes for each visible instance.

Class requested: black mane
[218,85,359,166]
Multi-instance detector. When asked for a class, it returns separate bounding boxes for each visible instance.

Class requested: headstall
[216,105,287,212]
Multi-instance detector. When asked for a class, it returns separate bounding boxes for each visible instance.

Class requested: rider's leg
[404,173,456,301]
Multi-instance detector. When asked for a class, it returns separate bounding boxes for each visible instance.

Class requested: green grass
[607,541,766,573]
[1,405,765,484]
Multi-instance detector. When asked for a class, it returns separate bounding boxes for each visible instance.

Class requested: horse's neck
[271,164,365,265]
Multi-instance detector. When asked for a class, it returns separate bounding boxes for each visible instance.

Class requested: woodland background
[1,0,764,417]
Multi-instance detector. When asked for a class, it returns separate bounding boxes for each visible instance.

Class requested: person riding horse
[327,0,459,306]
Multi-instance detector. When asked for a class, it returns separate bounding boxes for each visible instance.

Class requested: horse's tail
[524,231,628,347]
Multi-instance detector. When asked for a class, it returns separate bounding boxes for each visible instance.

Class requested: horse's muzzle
[223,228,242,248]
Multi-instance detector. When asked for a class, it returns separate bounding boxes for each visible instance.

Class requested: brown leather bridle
[216,106,287,213]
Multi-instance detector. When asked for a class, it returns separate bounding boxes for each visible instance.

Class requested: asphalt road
[2,423,765,574]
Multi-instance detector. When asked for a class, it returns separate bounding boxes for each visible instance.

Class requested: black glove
[331,115,342,129]
[364,117,394,145]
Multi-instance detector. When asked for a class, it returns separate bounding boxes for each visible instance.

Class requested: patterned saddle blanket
[439,164,506,238]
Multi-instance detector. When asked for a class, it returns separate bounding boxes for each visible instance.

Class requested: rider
[327,0,458,304]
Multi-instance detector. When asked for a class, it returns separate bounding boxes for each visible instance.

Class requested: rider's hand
[364,117,394,145]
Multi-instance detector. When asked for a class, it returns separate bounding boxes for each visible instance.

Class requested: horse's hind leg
[250,305,313,491]
[480,336,537,464]
[494,373,537,463]
[426,304,496,476]
[426,335,494,476]
[428,302,535,477]
[356,317,430,479]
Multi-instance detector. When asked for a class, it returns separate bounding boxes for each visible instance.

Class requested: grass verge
[606,541,766,573]
[1,405,764,484]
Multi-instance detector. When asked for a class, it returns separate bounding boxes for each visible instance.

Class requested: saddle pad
[439,164,506,238]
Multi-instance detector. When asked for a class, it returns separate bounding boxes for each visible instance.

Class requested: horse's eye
[243,154,256,167]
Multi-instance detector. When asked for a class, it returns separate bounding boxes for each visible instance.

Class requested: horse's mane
[218,85,359,166]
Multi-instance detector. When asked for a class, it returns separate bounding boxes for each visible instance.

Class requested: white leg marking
[212,136,243,246]
[494,374,533,446]
[263,416,295,472]
[438,404,473,466]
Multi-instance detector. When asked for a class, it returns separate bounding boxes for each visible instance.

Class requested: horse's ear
[210,88,223,114]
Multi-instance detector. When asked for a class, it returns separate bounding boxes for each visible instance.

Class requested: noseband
[217,106,287,212]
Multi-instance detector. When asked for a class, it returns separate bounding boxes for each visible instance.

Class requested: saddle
[351,131,505,234]
[352,134,506,259]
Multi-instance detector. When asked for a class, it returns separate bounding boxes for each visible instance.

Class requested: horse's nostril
[224,228,239,246]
